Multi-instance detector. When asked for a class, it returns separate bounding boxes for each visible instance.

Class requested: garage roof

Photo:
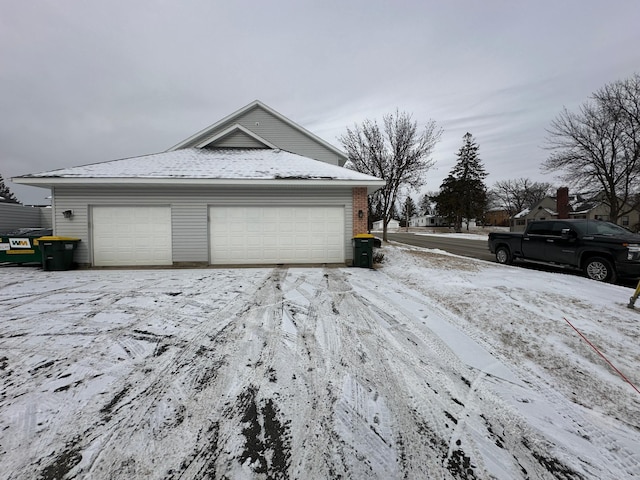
[13,148,385,191]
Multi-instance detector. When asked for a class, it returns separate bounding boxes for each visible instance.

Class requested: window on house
[622,216,630,226]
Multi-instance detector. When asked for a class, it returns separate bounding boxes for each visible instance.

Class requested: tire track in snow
[14,270,273,480]
[326,269,481,479]
[348,268,636,479]
[167,267,295,479]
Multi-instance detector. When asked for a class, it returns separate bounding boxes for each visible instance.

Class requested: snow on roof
[17,148,382,183]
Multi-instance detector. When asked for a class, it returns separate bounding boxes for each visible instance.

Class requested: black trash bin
[38,236,81,271]
[352,234,374,268]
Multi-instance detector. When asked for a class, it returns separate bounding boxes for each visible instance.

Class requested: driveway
[1,245,638,479]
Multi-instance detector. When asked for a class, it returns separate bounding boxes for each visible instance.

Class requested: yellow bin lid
[353,233,375,239]
[37,236,81,241]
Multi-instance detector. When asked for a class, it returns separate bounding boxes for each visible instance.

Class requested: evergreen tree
[418,193,431,215]
[0,174,20,204]
[398,196,418,227]
[435,133,487,231]
[404,196,417,219]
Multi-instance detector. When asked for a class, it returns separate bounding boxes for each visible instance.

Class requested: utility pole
[406,200,410,232]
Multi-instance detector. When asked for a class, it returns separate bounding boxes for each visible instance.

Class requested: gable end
[197,124,277,149]
[168,101,347,166]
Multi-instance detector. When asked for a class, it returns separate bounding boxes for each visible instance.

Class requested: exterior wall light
[62,210,74,219]
[358,209,364,219]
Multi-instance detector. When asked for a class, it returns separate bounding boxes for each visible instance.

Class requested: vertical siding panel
[39,208,53,228]
[172,204,208,262]
[0,203,45,232]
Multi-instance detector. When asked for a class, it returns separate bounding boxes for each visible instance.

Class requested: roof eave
[13,176,385,191]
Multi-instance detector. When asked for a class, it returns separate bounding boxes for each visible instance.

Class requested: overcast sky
[1,0,639,205]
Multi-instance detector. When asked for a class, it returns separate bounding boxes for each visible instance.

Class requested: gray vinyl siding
[40,208,52,228]
[213,130,266,148]
[188,106,346,166]
[171,203,208,262]
[53,185,354,265]
[235,108,344,165]
[0,203,51,232]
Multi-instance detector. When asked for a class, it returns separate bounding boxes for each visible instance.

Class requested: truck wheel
[495,246,512,265]
[584,257,616,283]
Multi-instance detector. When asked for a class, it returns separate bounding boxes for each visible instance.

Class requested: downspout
[51,186,56,234]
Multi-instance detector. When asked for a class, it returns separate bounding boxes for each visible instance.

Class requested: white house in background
[13,101,385,267]
[408,214,448,227]
[372,219,400,230]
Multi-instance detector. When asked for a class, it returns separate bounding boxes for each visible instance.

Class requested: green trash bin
[38,236,81,271]
[352,234,374,268]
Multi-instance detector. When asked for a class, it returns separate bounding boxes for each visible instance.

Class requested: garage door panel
[209,206,344,264]
[93,206,172,266]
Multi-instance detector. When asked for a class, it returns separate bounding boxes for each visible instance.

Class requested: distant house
[372,219,400,230]
[13,101,385,266]
[511,188,640,232]
[407,201,447,228]
[408,214,447,227]
[484,207,510,227]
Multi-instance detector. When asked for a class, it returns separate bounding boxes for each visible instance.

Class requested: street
[381,232,495,262]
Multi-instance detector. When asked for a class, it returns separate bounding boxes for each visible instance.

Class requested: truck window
[527,222,552,235]
[550,222,571,236]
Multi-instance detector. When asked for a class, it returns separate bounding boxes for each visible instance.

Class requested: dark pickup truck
[488,219,640,282]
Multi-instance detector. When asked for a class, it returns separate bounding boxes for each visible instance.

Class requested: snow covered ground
[414,232,493,241]
[1,243,639,479]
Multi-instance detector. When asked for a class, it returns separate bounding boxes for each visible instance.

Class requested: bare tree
[491,178,554,217]
[340,110,442,241]
[543,73,640,222]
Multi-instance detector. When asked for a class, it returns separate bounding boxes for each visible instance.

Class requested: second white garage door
[209,206,344,264]
[92,206,172,266]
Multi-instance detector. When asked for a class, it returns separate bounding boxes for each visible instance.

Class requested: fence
[0,203,52,233]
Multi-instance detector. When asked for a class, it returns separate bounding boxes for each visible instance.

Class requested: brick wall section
[557,187,570,219]
[352,187,368,235]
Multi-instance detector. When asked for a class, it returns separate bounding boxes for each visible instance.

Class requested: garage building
[13,101,384,267]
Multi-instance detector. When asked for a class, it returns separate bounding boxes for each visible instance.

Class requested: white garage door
[209,206,344,264]
[92,206,172,266]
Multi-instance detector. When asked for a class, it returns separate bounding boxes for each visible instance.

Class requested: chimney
[557,187,569,219]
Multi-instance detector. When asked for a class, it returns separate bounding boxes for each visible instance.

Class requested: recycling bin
[352,234,374,268]
[38,236,81,271]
